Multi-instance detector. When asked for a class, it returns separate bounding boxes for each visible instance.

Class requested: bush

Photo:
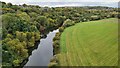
[90,15,100,20]
[63,19,75,27]
[53,40,60,48]
[48,55,60,68]
[55,32,61,36]
[53,36,60,41]
[59,27,64,32]
[27,42,34,47]
[48,62,58,68]
[53,32,61,41]
[34,32,40,41]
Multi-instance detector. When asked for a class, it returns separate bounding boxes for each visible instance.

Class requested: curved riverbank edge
[20,27,59,68]
[49,18,118,67]
[19,41,40,68]
[48,20,75,67]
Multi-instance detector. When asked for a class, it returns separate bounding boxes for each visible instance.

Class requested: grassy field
[58,18,118,66]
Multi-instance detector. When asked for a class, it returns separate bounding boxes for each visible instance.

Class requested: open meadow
[58,18,118,66]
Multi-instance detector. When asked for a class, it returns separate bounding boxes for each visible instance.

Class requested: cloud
[0,0,118,7]
[59,0,119,2]
[49,3,84,7]
[26,2,118,7]
[0,0,119,3]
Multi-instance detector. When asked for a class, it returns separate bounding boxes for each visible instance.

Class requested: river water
[24,29,59,66]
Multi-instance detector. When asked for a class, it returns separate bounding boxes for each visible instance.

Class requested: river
[24,29,59,67]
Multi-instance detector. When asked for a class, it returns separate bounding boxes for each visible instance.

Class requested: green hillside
[58,18,118,66]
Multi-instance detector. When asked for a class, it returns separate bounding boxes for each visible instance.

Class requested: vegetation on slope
[0,1,119,67]
[58,18,118,66]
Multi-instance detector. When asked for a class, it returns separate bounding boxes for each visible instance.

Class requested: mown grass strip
[59,18,118,66]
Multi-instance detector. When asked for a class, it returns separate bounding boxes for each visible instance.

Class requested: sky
[0,0,119,7]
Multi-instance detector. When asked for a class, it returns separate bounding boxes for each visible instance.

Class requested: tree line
[0,1,119,67]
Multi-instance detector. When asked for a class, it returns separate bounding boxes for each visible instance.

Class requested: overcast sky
[0,0,119,7]
[0,0,119,2]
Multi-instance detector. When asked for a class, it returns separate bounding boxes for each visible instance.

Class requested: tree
[2,50,11,63]
[55,32,61,36]
[21,32,27,41]
[28,12,38,21]
[6,34,13,39]
[15,43,25,54]
[27,42,34,47]
[29,25,38,32]
[59,27,64,32]
[63,19,75,27]
[34,32,40,41]
[2,13,16,30]
[16,31,27,42]
[23,4,27,7]
[90,15,100,20]
[16,31,21,41]
[53,32,61,41]
[2,38,12,44]
[29,37,35,44]
[57,16,66,26]
[36,16,48,26]
[11,5,20,11]
[7,3,12,8]
[17,12,30,22]
[2,28,8,39]
[26,32,32,40]
[53,40,60,48]
[2,13,30,34]
[20,49,28,58]
[12,59,20,66]
[47,18,55,28]
[22,41,27,48]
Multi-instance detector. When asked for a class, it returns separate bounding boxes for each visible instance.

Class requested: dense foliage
[1,2,41,67]
[0,1,119,67]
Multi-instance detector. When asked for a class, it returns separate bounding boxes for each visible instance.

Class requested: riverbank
[16,28,58,68]
[19,41,40,68]
[48,19,75,67]
[57,18,118,66]
[49,18,118,67]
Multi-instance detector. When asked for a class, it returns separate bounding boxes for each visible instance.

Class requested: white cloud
[50,3,84,7]
[0,0,118,7]
[0,0,119,3]
[59,0,119,2]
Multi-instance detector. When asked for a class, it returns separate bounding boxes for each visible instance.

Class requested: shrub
[53,40,60,48]
[59,27,64,32]
[53,36,60,41]
[48,62,58,68]
[63,19,75,27]
[55,32,61,36]
[53,32,61,41]
[27,42,34,47]
[34,32,40,41]
[90,15,100,20]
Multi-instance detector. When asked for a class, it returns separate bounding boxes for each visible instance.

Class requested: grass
[58,18,118,66]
